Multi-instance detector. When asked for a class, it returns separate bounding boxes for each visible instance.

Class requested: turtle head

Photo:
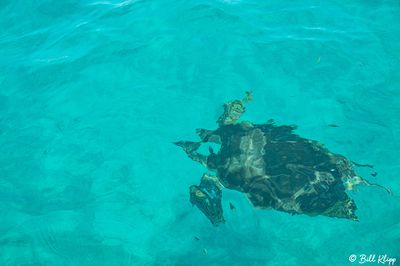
[216,91,253,126]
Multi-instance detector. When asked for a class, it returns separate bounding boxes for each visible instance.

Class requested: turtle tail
[360,178,393,195]
[350,161,393,195]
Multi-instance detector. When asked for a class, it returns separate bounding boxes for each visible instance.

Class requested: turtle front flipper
[196,128,221,144]
[189,173,225,226]
[174,141,208,166]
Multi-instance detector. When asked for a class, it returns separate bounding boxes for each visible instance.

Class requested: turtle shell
[178,121,358,221]
[205,122,358,220]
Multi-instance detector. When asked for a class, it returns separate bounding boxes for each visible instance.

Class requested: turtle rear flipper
[321,198,358,221]
[189,174,225,226]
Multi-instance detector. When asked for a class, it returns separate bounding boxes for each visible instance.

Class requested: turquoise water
[1,0,399,265]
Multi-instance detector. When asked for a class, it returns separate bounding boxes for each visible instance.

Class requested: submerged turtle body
[176,92,384,225]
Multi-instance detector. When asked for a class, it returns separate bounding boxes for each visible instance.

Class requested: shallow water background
[1,0,399,265]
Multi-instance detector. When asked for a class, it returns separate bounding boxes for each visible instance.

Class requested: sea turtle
[175,92,390,225]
